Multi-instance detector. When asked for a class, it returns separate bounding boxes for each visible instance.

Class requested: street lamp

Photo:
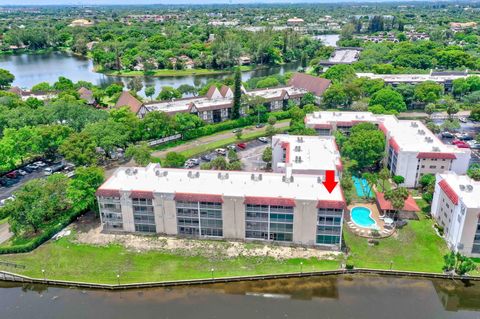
[41,269,46,281]
[389,260,393,270]
[300,262,303,274]
[117,274,120,285]
[211,268,214,279]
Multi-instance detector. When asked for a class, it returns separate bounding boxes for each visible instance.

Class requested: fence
[0,268,478,291]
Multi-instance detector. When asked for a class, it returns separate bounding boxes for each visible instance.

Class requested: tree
[265,124,276,137]
[53,76,74,91]
[301,92,316,106]
[322,65,356,83]
[384,187,409,211]
[177,84,198,96]
[443,252,477,275]
[227,149,239,163]
[467,164,480,181]
[163,152,186,168]
[267,115,277,126]
[145,86,155,101]
[127,77,143,93]
[0,68,14,89]
[125,142,152,166]
[369,88,407,113]
[157,86,181,101]
[322,84,349,108]
[378,167,390,192]
[67,166,105,212]
[232,67,242,119]
[392,175,405,185]
[262,146,272,169]
[31,82,51,93]
[425,103,436,117]
[235,129,243,140]
[414,81,443,103]
[341,123,386,171]
[105,83,123,97]
[59,131,99,166]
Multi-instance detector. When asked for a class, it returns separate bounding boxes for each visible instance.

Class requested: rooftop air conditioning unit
[466,185,473,192]
[418,129,425,135]
[411,122,418,127]
[459,184,466,191]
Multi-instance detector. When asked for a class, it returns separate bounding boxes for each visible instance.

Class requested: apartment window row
[245,204,294,242]
[176,201,223,238]
[387,146,398,174]
[99,198,123,230]
[316,208,342,246]
[132,198,156,233]
[472,218,480,254]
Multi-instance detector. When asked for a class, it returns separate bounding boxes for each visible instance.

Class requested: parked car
[453,140,470,148]
[226,145,237,152]
[0,195,15,207]
[441,131,454,138]
[255,123,265,128]
[237,142,247,150]
[459,117,468,123]
[201,154,213,162]
[215,148,227,155]
[184,161,195,169]
[258,137,269,143]
[25,163,39,171]
[17,169,28,176]
[44,163,65,175]
[232,129,242,133]
[5,171,17,179]
[34,161,47,167]
[0,178,17,187]
[188,158,200,166]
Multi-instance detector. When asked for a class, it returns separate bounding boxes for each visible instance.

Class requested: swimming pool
[350,206,377,229]
[352,177,373,198]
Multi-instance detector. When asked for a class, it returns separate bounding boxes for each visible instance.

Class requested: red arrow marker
[322,170,338,194]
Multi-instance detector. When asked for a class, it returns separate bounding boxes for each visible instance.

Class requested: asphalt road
[0,170,46,201]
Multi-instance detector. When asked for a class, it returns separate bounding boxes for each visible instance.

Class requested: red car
[236,143,247,150]
[5,171,17,179]
[453,140,470,148]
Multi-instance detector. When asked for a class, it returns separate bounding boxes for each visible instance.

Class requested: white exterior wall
[393,151,418,188]
[451,151,471,175]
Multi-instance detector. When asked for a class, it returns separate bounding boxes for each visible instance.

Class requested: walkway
[0,222,12,244]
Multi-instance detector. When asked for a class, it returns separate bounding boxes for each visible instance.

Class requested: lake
[1,274,480,319]
[0,52,301,97]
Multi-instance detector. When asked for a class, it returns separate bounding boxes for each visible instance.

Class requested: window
[132,197,156,233]
[176,201,223,237]
[316,208,343,246]
[245,204,294,242]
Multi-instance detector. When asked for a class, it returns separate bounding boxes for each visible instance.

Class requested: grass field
[100,65,260,77]
[344,200,449,273]
[0,238,340,284]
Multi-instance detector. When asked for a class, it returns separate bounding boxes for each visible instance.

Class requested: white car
[17,169,28,176]
[258,137,269,143]
[0,196,15,207]
[215,148,227,155]
[34,161,47,167]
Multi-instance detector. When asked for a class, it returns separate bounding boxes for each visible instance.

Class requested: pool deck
[345,203,395,238]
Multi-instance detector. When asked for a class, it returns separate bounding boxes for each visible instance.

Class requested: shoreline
[0,268,476,291]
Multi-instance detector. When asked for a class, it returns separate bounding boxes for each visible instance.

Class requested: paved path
[0,223,12,244]
[151,121,289,159]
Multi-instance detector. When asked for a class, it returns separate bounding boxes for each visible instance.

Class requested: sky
[0,0,420,5]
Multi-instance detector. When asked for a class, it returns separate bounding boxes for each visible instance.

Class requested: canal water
[1,275,479,319]
[0,52,301,96]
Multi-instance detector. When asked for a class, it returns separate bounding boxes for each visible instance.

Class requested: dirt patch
[72,214,340,260]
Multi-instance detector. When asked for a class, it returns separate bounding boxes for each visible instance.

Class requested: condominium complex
[272,134,342,177]
[96,164,345,249]
[305,111,471,187]
[115,73,331,123]
[431,172,480,257]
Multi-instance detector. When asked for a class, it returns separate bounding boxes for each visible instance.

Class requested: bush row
[182,111,291,141]
[0,208,85,254]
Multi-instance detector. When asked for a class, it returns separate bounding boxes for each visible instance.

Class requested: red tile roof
[417,152,456,160]
[205,86,220,99]
[438,179,459,205]
[244,196,296,207]
[95,189,121,197]
[115,91,144,114]
[375,192,420,212]
[174,192,223,203]
[219,85,232,97]
[316,200,345,209]
[130,190,154,199]
[288,73,331,96]
[389,138,400,152]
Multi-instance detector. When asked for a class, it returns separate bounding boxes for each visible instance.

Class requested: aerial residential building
[320,48,362,66]
[8,86,57,101]
[272,134,342,177]
[287,17,304,25]
[96,164,345,249]
[450,22,477,32]
[356,70,469,93]
[77,87,96,105]
[431,172,480,257]
[69,19,94,27]
[117,73,330,122]
[305,111,471,187]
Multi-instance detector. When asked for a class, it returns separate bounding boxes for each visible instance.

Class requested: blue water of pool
[351,206,377,229]
[352,176,373,198]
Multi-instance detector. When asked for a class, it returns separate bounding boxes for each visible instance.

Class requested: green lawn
[0,238,340,284]
[104,68,226,77]
[344,201,449,273]
[0,217,8,226]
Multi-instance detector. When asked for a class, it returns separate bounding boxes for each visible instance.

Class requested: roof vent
[411,122,418,127]
[126,168,132,175]
[133,168,138,175]
[460,184,466,191]
[432,146,440,152]
[297,136,304,143]
[294,145,301,152]
[466,185,473,192]
[218,172,229,180]
[418,129,425,135]
[317,176,323,183]
[155,170,167,177]
[424,137,433,143]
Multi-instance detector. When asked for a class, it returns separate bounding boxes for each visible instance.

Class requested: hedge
[181,110,291,141]
[0,207,86,254]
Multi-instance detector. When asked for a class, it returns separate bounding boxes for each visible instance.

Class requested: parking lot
[184,137,271,171]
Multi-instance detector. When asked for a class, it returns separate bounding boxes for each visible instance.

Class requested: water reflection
[0,275,479,318]
[0,52,301,97]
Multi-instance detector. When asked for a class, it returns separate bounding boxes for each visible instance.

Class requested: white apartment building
[431,172,480,257]
[305,111,471,187]
[272,134,342,177]
[96,164,346,249]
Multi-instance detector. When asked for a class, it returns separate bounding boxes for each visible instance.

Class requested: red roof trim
[417,152,456,160]
[96,189,121,197]
[389,138,400,152]
[316,200,345,209]
[281,141,291,164]
[244,196,296,207]
[378,122,388,135]
[130,190,154,199]
[438,179,459,205]
[313,123,333,129]
[336,121,353,127]
[375,192,420,212]
[336,162,343,171]
[174,192,223,203]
